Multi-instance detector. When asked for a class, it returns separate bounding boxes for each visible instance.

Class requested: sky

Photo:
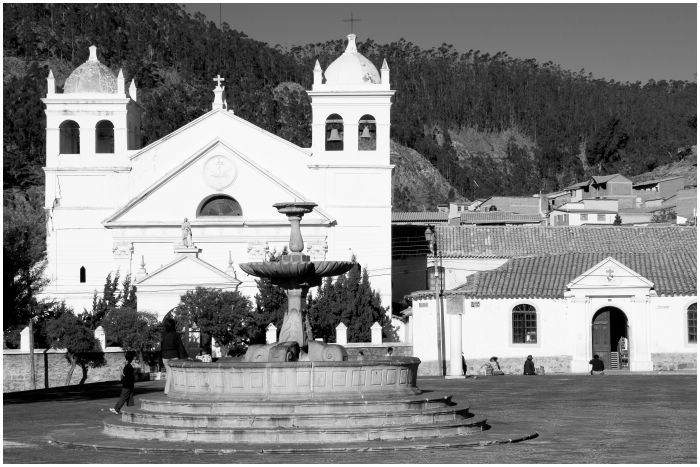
[184,2,697,84]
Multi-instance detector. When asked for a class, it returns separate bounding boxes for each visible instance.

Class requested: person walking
[160,317,188,395]
[110,351,136,414]
[523,355,536,375]
[589,354,605,375]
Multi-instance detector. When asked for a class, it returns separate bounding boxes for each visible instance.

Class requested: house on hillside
[408,225,697,375]
[632,176,686,200]
[565,174,635,208]
[549,199,619,226]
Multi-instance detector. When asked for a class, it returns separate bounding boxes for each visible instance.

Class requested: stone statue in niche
[181,217,193,247]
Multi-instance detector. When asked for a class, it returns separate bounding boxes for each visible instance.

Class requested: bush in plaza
[44,308,105,385]
[173,287,254,356]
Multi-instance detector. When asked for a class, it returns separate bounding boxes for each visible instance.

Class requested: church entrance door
[592,307,629,370]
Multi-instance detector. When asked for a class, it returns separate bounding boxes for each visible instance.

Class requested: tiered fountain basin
[165,357,421,400]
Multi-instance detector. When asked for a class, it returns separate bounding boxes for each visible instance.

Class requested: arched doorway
[592,307,629,370]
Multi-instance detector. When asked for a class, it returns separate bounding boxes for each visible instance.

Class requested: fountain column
[278,288,306,345]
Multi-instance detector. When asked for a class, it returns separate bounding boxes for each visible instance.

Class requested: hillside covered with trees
[4,3,696,198]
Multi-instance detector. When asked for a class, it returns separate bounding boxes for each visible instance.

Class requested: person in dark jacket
[160,317,188,395]
[589,354,605,375]
[110,351,136,414]
[523,355,536,375]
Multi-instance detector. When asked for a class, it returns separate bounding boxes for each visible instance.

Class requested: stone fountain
[100,202,513,449]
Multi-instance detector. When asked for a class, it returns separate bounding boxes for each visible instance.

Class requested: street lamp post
[425,226,445,376]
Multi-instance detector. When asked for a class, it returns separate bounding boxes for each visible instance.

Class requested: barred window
[513,304,537,344]
[688,303,697,343]
[198,195,242,217]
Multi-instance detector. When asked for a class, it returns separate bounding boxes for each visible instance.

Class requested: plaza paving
[3,372,696,463]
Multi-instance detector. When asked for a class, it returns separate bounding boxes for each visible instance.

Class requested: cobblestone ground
[3,374,696,463]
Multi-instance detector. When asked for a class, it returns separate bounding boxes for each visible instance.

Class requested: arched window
[688,303,697,343]
[358,114,376,151]
[79,266,86,283]
[59,120,80,154]
[198,195,243,217]
[512,304,537,343]
[95,120,114,153]
[325,114,343,151]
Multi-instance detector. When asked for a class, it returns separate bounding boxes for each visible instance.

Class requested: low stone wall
[3,348,161,393]
[651,353,697,371]
[464,355,572,375]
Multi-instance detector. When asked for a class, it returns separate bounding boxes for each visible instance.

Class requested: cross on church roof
[343,12,361,33]
[213,75,225,87]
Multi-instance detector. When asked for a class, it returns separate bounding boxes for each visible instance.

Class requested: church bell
[327,128,342,141]
[360,125,371,138]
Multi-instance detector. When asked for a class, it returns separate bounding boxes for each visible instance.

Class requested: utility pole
[426,226,445,376]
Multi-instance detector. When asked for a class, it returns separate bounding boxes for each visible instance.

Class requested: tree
[101,308,160,371]
[3,186,47,339]
[81,272,136,329]
[307,264,398,343]
[249,277,287,344]
[44,309,105,385]
[613,214,622,225]
[173,287,254,355]
[651,208,677,224]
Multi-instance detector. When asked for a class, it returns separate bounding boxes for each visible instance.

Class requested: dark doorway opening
[592,307,629,370]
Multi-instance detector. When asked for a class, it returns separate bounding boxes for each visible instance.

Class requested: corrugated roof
[446,253,696,298]
[632,176,685,188]
[435,225,697,258]
[478,196,542,214]
[591,173,628,184]
[460,211,542,224]
[392,211,449,223]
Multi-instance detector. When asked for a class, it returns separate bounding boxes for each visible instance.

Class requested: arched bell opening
[59,120,80,154]
[358,114,376,151]
[95,120,115,153]
[325,114,344,151]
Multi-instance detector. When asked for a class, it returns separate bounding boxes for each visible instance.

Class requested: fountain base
[163,358,421,400]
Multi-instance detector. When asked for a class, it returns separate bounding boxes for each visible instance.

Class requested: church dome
[63,46,118,94]
[324,34,380,85]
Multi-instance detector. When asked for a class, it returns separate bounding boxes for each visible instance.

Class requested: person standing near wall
[160,318,188,395]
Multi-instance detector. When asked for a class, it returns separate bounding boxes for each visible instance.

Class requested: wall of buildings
[410,294,697,376]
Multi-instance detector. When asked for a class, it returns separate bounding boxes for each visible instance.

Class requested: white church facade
[40,35,395,320]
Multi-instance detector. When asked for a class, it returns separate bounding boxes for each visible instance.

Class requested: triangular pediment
[104,138,334,226]
[567,256,653,291]
[136,254,241,289]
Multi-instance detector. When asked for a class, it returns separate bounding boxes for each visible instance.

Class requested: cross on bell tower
[343,12,361,33]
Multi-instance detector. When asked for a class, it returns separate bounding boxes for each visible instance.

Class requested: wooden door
[592,310,611,369]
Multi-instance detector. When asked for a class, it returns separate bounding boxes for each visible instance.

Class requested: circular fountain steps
[103,393,488,444]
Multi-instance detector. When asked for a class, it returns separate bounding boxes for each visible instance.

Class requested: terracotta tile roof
[392,211,449,223]
[435,225,697,258]
[445,253,696,298]
[459,211,543,224]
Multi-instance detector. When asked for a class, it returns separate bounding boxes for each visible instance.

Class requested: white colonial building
[41,35,395,319]
[410,226,697,375]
